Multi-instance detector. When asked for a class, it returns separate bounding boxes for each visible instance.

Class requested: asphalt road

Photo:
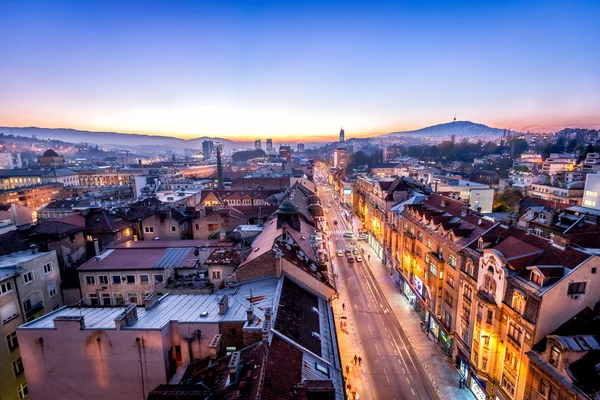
[318,181,437,400]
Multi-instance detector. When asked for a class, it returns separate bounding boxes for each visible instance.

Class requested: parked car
[356,256,363,262]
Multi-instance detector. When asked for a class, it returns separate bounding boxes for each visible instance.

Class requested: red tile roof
[261,335,304,400]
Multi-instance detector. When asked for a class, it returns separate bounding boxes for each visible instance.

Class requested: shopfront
[470,377,487,400]
[368,233,384,261]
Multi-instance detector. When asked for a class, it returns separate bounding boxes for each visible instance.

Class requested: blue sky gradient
[1,0,599,140]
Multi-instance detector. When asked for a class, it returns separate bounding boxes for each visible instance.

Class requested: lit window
[585,190,598,197]
[426,239,432,249]
[512,291,526,314]
[448,255,457,267]
[212,270,222,280]
[531,272,543,286]
[583,200,596,207]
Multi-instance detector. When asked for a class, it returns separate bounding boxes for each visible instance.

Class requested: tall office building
[279,145,291,161]
[254,139,261,150]
[215,142,224,156]
[333,148,348,169]
[339,128,345,142]
[297,143,305,153]
[202,140,214,158]
[266,139,273,154]
[383,145,402,162]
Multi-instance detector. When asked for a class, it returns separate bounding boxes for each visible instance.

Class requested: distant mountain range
[0,126,243,152]
[382,120,512,138]
[0,121,514,152]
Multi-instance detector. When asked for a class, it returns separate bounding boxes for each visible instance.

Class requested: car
[353,248,359,255]
[343,232,354,238]
[347,256,355,263]
[356,256,363,262]
[334,220,338,225]
[337,250,343,257]
[345,250,352,256]
[358,234,368,241]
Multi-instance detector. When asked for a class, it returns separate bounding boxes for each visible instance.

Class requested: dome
[277,199,300,215]
[43,149,59,157]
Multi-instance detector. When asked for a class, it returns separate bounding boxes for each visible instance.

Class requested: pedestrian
[347,382,351,391]
[342,303,346,310]
[345,365,350,374]
[352,391,356,400]
[358,356,362,366]
[354,355,358,364]
[368,255,371,261]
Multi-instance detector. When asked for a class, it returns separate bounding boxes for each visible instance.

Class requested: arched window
[484,274,496,298]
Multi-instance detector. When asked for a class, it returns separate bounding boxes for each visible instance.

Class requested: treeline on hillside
[232,149,265,162]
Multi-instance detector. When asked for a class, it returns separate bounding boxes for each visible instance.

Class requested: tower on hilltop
[339,127,345,142]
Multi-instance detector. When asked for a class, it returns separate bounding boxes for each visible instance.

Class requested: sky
[0,0,599,142]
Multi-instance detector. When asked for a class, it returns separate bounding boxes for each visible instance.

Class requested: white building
[41,168,80,186]
[431,176,494,213]
[0,152,22,170]
[541,153,578,176]
[582,173,600,210]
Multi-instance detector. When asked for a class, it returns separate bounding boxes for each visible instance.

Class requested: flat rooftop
[78,247,199,271]
[20,277,279,331]
[0,249,50,268]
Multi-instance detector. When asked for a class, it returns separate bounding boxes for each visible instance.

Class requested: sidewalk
[352,219,475,400]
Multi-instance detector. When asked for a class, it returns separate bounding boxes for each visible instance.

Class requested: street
[319,184,438,400]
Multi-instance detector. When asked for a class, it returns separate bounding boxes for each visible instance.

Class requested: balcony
[25,301,44,321]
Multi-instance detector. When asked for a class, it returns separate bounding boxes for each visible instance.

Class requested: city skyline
[1,1,599,141]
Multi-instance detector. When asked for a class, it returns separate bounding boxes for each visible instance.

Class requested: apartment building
[467,227,600,400]
[431,175,494,213]
[541,153,578,176]
[582,172,600,210]
[399,194,496,359]
[41,168,80,186]
[0,183,64,222]
[76,167,145,186]
[0,248,62,400]
[525,303,600,400]
[528,181,584,206]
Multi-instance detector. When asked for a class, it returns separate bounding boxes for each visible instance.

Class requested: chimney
[218,295,229,315]
[53,315,85,330]
[246,306,254,323]
[143,291,158,309]
[93,238,100,256]
[114,304,138,329]
[208,334,222,360]
[261,319,271,341]
[227,351,241,385]
[29,244,39,254]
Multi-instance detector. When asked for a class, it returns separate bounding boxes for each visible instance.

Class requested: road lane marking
[383,368,390,384]
[411,388,416,396]
[368,324,373,335]
[406,377,411,384]
[375,343,381,356]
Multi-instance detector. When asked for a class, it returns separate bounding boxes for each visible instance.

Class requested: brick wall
[235,252,277,282]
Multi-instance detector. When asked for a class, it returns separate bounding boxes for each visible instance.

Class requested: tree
[231,149,265,162]
[493,189,524,212]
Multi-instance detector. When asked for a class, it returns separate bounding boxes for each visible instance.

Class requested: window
[534,227,543,236]
[85,276,96,285]
[501,375,515,396]
[484,274,496,297]
[1,280,14,295]
[6,331,18,351]
[144,226,154,233]
[463,285,473,301]
[508,322,523,344]
[403,221,408,230]
[12,356,24,376]
[23,271,34,284]
[416,248,422,258]
[315,362,329,376]
[448,255,457,268]
[486,310,493,324]
[549,388,559,400]
[153,274,164,284]
[567,282,586,295]
[139,275,149,285]
[116,232,122,240]
[482,357,488,371]
[171,225,176,232]
[585,190,598,197]
[125,275,135,284]
[195,223,200,230]
[89,294,99,306]
[426,239,432,249]
[429,263,437,276]
[531,272,543,286]
[101,293,112,305]
[17,383,28,400]
[446,275,455,289]
[208,223,218,231]
[128,292,138,304]
[43,262,52,274]
[86,235,93,241]
[417,232,423,242]
[98,275,108,285]
[512,291,526,314]
[114,293,124,305]
[549,346,561,367]
[584,200,596,207]
[112,276,121,285]
[48,281,57,298]
[212,270,222,280]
